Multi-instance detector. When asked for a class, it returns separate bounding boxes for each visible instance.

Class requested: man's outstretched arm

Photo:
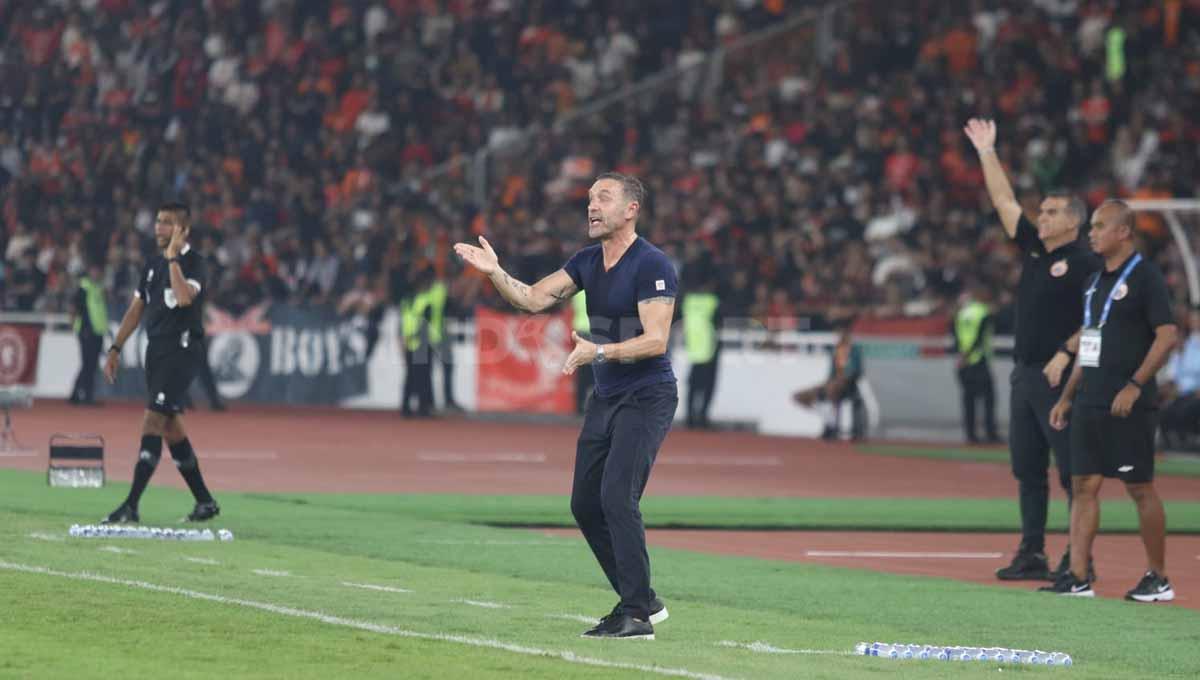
[454,236,577,313]
[964,118,1022,238]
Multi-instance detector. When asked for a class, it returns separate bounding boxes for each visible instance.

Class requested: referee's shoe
[184,500,220,522]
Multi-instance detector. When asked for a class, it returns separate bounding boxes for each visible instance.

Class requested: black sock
[168,438,214,504]
[125,435,163,508]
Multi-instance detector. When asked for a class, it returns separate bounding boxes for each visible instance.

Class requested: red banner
[0,324,41,386]
[475,306,574,414]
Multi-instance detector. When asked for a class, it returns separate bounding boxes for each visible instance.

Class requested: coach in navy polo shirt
[455,172,678,640]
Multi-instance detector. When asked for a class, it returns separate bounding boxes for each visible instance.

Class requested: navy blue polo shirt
[563,237,678,397]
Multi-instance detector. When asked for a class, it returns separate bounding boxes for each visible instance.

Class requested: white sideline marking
[205,450,279,461]
[0,562,732,680]
[547,613,600,625]
[252,569,292,577]
[657,455,781,467]
[418,539,562,547]
[342,582,413,594]
[29,532,65,542]
[417,452,547,464]
[805,551,1003,560]
[183,557,220,566]
[456,599,511,609]
[99,546,136,555]
[717,641,851,656]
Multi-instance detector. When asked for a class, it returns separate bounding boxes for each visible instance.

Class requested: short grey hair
[1045,189,1087,230]
[595,172,646,207]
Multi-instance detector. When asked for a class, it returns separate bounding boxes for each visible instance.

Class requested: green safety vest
[572,291,589,333]
[426,281,447,346]
[1106,26,1126,81]
[682,292,719,364]
[74,276,108,336]
[955,300,992,366]
[401,294,429,352]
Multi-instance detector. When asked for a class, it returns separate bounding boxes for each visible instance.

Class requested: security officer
[425,274,460,412]
[965,118,1102,581]
[683,279,720,428]
[70,261,108,406]
[1043,199,1177,602]
[400,267,435,417]
[954,281,999,444]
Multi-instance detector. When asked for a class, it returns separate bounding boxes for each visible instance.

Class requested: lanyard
[1084,253,1142,328]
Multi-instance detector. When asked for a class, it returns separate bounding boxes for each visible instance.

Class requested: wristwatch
[1058,343,1075,359]
[107,344,121,354]
[593,345,607,364]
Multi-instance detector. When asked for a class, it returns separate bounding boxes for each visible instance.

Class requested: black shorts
[145,342,199,415]
[1069,406,1157,483]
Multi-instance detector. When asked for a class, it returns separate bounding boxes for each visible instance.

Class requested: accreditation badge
[1078,329,1102,367]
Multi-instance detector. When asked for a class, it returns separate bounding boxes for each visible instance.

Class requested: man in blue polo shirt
[455,172,677,640]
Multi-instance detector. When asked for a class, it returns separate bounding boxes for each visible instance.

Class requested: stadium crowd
[2,0,1199,337]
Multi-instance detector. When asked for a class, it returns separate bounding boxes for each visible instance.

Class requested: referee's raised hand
[454,236,499,275]
[166,223,189,259]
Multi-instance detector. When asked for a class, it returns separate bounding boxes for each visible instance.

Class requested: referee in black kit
[456,173,676,640]
[1044,200,1176,602]
[965,119,1101,581]
[101,203,220,524]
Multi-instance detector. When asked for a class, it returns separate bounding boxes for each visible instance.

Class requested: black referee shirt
[1012,215,1102,364]
[136,244,207,345]
[1077,252,1174,409]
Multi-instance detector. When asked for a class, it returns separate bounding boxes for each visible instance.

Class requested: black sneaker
[590,598,668,630]
[184,501,220,522]
[1037,571,1095,597]
[1125,571,1175,603]
[996,550,1050,580]
[1049,551,1098,583]
[581,614,654,640]
[102,503,139,524]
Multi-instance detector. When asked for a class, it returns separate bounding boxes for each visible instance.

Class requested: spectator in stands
[1160,307,1200,448]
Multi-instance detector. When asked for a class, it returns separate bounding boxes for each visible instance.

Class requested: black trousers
[71,331,102,403]
[575,367,595,415]
[1009,363,1073,553]
[571,381,677,621]
[957,360,997,442]
[433,339,457,408]
[686,359,718,428]
[402,347,434,416]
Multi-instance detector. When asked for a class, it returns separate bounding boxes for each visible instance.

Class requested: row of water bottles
[69,524,234,541]
[856,642,1072,666]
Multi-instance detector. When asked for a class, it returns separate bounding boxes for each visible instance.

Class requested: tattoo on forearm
[550,283,575,301]
[502,272,531,298]
[640,296,675,305]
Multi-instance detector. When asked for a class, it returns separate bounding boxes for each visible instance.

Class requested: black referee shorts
[1069,406,1157,484]
[145,341,200,415]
